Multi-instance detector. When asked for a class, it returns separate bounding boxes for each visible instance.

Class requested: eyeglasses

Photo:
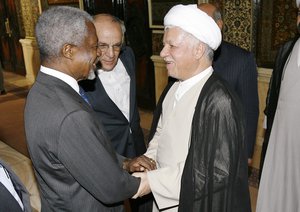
[98,42,122,52]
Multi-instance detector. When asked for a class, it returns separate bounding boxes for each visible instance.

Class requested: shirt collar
[97,58,123,75]
[40,65,80,94]
[175,66,213,101]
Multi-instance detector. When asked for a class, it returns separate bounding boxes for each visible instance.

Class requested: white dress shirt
[97,59,130,120]
[174,66,213,107]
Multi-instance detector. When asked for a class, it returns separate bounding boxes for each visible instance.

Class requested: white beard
[87,69,96,80]
[87,57,100,80]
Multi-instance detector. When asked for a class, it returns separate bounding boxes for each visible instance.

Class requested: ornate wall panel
[20,0,40,38]
[272,0,298,48]
[211,0,254,52]
[257,0,298,67]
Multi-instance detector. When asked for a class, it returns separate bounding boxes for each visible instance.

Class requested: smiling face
[94,16,123,71]
[160,27,200,81]
[71,21,99,81]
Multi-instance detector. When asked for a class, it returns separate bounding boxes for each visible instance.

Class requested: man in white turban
[256,1,300,211]
[132,4,251,212]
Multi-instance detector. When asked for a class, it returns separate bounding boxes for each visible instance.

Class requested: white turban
[297,0,300,7]
[164,4,222,50]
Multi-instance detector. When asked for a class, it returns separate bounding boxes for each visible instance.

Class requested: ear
[194,42,205,60]
[62,43,74,59]
[216,19,223,30]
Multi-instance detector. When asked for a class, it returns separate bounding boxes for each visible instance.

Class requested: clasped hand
[123,155,156,173]
[123,155,156,198]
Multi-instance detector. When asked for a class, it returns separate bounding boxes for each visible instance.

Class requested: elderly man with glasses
[80,14,146,160]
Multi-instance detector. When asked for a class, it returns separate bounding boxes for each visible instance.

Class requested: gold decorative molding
[257,67,272,83]
[79,0,84,9]
[20,0,40,38]
[19,38,40,83]
[256,67,272,143]
[251,67,272,169]
[150,55,168,103]
[18,0,40,82]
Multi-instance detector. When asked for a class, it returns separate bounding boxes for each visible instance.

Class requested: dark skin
[123,155,156,173]
[42,21,99,81]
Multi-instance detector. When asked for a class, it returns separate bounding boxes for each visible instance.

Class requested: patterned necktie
[79,87,90,105]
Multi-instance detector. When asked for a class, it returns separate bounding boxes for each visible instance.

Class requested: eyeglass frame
[97,42,123,53]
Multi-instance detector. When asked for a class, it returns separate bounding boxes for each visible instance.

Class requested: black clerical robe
[149,73,251,212]
[178,74,251,212]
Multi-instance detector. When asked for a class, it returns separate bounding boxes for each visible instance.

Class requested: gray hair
[35,6,93,61]
[93,14,126,41]
[113,16,126,36]
[183,30,214,61]
[201,42,214,61]
[212,7,222,22]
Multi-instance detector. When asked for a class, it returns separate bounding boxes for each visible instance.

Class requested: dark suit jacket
[0,159,32,212]
[213,41,259,158]
[24,72,140,211]
[79,46,145,158]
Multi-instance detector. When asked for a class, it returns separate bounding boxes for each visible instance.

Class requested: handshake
[123,155,157,198]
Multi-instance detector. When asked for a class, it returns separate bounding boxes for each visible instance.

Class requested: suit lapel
[37,72,92,111]
[0,182,23,212]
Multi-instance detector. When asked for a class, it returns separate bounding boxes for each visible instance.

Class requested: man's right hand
[132,172,151,198]
[123,155,156,173]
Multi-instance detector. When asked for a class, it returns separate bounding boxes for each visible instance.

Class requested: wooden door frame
[0,0,26,75]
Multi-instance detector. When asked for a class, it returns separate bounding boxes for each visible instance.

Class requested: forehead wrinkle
[164,28,189,46]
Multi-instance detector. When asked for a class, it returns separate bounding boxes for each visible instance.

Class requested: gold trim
[152,30,164,34]
[258,68,272,83]
[148,0,164,29]
[79,0,84,10]
[38,0,42,14]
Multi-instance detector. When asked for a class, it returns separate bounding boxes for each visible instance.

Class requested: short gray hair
[183,30,214,61]
[93,14,126,40]
[35,6,93,61]
[202,42,214,61]
[112,15,126,36]
[212,7,222,22]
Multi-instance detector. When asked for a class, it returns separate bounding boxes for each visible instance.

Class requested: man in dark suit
[198,3,259,165]
[24,6,154,211]
[0,159,31,211]
[80,14,145,158]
